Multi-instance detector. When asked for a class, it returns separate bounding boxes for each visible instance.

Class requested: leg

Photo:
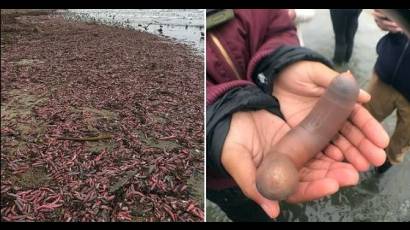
[330,10,348,64]
[364,72,396,121]
[387,93,410,164]
[364,72,398,173]
[207,188,274,222]
[345,10,362,62]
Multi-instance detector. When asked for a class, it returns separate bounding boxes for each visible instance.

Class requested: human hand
[221,109,364,218]
[219,61,388,219]
[372,9,403,33]
[273,61,389,171]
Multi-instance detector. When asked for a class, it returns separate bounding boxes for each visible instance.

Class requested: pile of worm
[1,12,204,221]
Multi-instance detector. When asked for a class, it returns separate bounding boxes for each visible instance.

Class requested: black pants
[330,9,362,63]
[207,187,275,222]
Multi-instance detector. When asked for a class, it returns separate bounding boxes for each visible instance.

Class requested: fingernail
[261,203,274,218]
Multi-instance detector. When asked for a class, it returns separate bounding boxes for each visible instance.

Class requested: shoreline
[60,9,204,55]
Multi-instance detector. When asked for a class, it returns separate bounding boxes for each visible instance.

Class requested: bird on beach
[142,22,152,31]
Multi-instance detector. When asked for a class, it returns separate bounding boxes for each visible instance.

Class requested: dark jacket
[375,32,410,101]
[206,9,332,190]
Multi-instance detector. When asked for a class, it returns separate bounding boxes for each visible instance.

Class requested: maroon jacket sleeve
[206,9,299,105]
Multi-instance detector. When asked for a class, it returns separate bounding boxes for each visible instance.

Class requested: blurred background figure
[330,9,362,65]
[288,9,316,46]
[365,9,410,174]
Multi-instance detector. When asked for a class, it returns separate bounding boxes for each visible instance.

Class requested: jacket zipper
[209,33,242,80]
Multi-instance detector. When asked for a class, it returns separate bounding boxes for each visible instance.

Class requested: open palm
[274,61,388,171]
[221,61,389,219]
[222,110,364,218]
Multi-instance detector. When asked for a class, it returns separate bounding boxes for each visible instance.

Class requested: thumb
[221,144,281,219]
[310,65,371,103]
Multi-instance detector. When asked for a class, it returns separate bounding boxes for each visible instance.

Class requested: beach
[1,9,204,222]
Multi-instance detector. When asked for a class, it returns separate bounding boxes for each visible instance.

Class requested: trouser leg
[387,93,410,164]
[330,10,348,64]
[364,72,410,164]
[344,10,362,62]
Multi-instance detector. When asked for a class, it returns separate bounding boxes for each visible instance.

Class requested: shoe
[376,160,392,174]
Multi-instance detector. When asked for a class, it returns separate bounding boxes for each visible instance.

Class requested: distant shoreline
[61,9,204,54]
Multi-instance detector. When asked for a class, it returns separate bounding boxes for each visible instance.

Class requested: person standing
[366,9,410,173]
[330,9,363,65]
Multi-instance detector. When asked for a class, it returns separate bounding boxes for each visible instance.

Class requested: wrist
[252,46,333,95]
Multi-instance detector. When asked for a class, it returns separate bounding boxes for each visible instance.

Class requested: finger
[286,178,339,203]
[372,10,391,22]
[357,89,371,103]
[221,145,280,218]
[388,25,403,33]
[314,159,360,187]
[350,104,390,148]
[310,69,370,103]
[372,10,385,19]
[310,68,339,88]
[379,21,403,33]
[380,19,401,28]
[301,157,359,187]
[312,88,369,104]
[374,19,390,31]
[326,165,359,187]
[340,121,387,166]
[332,134,370,171]
[324,144,344,161]
[374,18,403,33]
